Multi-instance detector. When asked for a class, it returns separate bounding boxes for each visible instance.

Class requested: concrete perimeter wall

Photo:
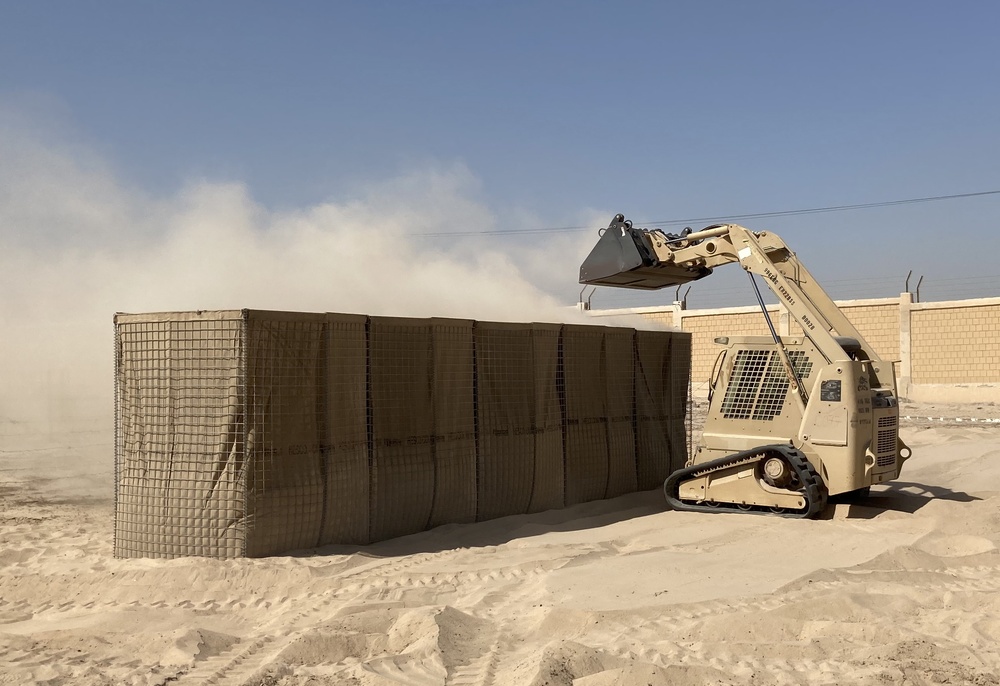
[589,294,1000,403]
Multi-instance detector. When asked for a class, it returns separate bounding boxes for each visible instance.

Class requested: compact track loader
[580,214,911,518]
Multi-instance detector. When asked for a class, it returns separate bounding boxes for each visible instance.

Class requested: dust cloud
[0,121,640,485]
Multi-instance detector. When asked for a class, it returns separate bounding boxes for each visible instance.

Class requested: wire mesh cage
[114,311,245,559]
[114,310,690,559]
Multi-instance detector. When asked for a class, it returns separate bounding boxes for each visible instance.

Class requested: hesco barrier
[114,310,690,559]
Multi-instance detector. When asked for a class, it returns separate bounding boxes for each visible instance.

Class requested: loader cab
[704,335,818,447]
[701,334,905,495]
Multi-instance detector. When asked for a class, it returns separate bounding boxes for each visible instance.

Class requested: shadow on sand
[306,489,668,558]
[301,481,978,558]
[823,481,980,520]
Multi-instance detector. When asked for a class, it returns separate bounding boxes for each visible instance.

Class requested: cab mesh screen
[720,348,811,422]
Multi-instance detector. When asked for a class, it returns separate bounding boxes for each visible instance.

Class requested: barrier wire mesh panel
[114,311,246,559]
[563,324,621,506]
[368,317,437,542]
[243,312,329,557]
[528,324,564,513]
[669,333,691,472]
[475,322,534,520]
[634,331,673,490]
[428,319,477,528]
[604,327,638,499]
[474,322,562,520]
[113,322,121,554]
[319,313,370,546]
[114,310,690,558]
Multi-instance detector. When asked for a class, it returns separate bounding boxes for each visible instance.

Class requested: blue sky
[2,1,999,312]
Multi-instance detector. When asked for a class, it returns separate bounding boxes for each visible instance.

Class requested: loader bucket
[579,215,713,291]
[579,219,648,286]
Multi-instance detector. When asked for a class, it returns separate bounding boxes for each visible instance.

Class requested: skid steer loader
[580,214,911,518]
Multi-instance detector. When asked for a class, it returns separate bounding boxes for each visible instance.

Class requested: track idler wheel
[763,456,794,488]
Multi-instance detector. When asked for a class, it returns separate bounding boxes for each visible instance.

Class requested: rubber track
[663,444,828,519]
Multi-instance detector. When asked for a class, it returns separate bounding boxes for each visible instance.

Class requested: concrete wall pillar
[672,302,685,330]
[898,292,913,399]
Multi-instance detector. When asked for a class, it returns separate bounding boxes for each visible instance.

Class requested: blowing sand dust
[2,402,999,685]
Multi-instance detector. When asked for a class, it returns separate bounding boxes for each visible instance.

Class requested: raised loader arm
[580,214,895,390]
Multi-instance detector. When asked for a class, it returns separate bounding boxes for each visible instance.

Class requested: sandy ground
[2,402,1000,686]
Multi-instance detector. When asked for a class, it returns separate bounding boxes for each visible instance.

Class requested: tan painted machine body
[579,215,911,517]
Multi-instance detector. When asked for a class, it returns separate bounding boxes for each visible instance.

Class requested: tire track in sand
[173,553,558,686]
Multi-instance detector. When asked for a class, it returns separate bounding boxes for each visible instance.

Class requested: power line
[641,189,1000,228]
[412,189,1000,238]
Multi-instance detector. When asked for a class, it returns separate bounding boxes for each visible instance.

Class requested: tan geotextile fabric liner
[319,314,370,546]
[604,327,638,499]
[634,331,674,490]
[242,312,370,556]
[561,324,606,506]
[529,324,564,512]
[368,317,478,541]
[475,322,565,520]
[428,319,477,528]
[114,311,247,559]
[668,333,691,470]
[242,312,328,557]
[368,317,437,541]
[476,322,535,520]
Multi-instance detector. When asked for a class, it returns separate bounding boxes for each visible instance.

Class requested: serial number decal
[762,267,799,310]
